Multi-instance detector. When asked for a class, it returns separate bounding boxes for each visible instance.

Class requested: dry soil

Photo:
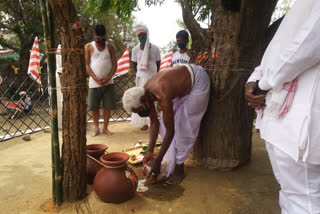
[0,121,280,214]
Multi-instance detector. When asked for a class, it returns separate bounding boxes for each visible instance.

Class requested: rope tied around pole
[55,86,88,91]
[45,48,85,55]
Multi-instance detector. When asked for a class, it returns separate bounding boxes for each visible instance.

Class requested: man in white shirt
[245,1,320,213]
[171,30,190,67]
[131,24,161,131]
[85,24,117,136]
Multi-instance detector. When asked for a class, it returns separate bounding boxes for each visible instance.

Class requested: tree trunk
[193,0,278,169]
[180,2,210,60]
[49,0,87,201]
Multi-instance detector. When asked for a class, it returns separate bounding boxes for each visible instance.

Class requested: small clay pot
[86,144,108,184]
[93,152,138,203]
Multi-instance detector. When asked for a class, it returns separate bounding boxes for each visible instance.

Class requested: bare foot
[166,164,185,185]
[140,125,148,131]
[102,129,113,136]
[91,128,100,137]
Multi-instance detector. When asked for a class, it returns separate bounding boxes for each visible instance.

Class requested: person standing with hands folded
[85,24,117,137]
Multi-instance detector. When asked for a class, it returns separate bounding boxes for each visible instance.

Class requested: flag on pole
[114,48,130,78]
[159,49,173,72]
[27,36,41,85]
[0,75,2,85]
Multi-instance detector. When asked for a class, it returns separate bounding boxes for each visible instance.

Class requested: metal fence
[0,72,135,142]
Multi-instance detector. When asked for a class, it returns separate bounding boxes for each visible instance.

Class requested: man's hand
[94,77,104,85]
[101,76,111,85]
[245,82,266,109]
[149,158,161,176]
[143,151,154,165]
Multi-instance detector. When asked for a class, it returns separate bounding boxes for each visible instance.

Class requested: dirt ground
[0,121,280,214]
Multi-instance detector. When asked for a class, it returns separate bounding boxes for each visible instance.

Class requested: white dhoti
[159,64,210,178]
[130,76,150,127]
[265,142,320,214]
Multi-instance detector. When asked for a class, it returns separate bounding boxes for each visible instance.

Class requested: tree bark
[49,0,87,201]
[193,0,278,169]
[180,2,210,60]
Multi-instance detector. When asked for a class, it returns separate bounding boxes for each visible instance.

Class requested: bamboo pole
[47,1,63,206]
[39,0,63,205]
[47,1,63,205]
[51,135,55,203]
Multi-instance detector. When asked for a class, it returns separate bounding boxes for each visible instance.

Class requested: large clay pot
[86,144,108,184]
[93,152,138,203]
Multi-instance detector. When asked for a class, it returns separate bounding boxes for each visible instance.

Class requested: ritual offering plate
[123,141,162,165]
[123,145,145,165]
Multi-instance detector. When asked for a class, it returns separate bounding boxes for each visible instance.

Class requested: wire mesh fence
[87,73,136,122]
[0,72,50,141]
[0,72,136,142]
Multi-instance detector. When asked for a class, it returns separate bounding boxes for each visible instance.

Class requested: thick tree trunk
[193,0,278,169]
[49,0,87,201]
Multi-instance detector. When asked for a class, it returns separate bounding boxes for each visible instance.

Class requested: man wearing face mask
[122,64,210,184]
[171,30,190,67]
[85,24,117,137]
[131,24,161,131]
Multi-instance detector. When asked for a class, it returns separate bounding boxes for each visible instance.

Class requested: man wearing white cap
[245,0,320,213]
[131,24,161,131]
[123,64,210,184]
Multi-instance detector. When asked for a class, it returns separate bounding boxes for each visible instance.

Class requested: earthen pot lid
[100,152,129,167]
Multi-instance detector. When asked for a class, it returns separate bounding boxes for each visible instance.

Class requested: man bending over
[122,64,210,184]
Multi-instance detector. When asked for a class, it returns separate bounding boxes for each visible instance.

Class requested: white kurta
[247,1,320,213]
[131,44,161,127]
[131,44,161,79]
[248,0,320,164]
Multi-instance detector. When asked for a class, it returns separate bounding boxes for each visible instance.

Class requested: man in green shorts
[85,24,117,136]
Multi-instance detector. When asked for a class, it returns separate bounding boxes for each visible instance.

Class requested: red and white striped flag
[159,49,173,72]
[0,75,2,85]
[27,36,41,85]
[114,48,130,78]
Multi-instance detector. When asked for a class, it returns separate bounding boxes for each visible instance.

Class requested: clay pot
[86,144,108,184]
[93,152,138,203]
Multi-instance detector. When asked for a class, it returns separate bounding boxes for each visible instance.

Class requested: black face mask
[138,108,151,117]
[94,38,106,46]
[177,43,187,49]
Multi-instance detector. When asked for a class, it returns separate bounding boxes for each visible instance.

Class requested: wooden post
[49,0,88,201]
